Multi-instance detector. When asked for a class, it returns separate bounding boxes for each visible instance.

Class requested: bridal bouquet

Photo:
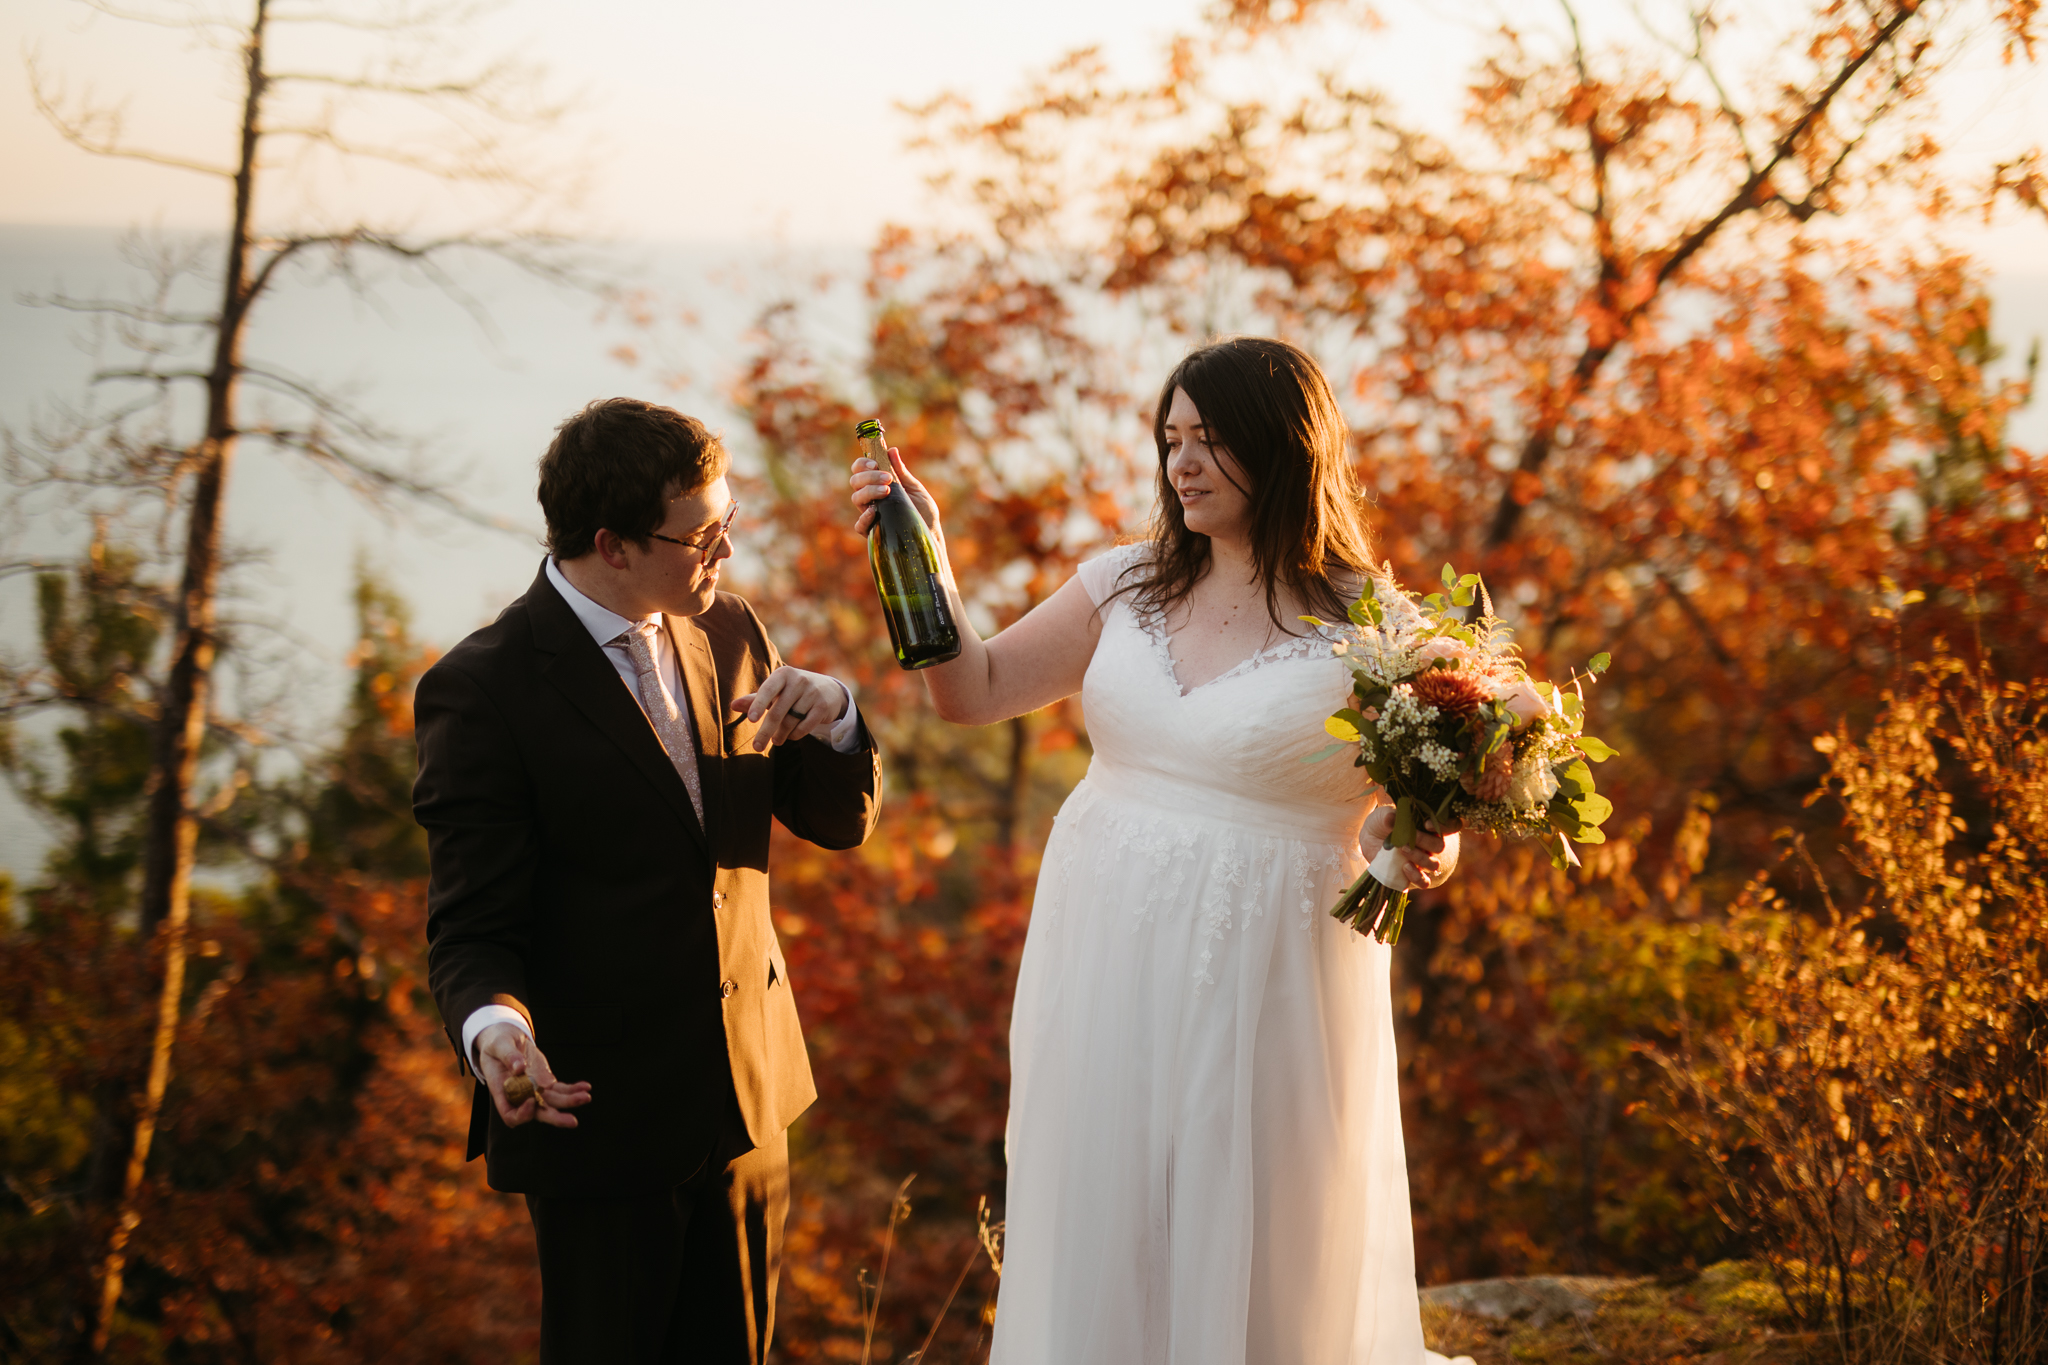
[1304,564,1616,944]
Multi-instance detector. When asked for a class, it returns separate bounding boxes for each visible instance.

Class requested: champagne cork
[503,1073,548,1109]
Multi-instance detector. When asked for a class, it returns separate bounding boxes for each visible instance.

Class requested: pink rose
[1502,679,1551,726]
[1415,638,1476,667]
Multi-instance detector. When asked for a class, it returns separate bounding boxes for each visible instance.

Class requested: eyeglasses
[649,501,737,566]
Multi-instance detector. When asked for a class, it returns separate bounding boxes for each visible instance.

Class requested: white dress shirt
[459,558,863,1072]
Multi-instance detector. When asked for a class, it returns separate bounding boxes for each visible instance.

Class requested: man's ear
[593,528,632,571]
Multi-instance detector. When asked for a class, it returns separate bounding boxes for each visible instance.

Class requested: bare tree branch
[246,423,524,533]
[27,56,235,178]
[1649,2,1924,294]
[267,0,503,35]
[92,369,209,387]
[262,122,532,184]
[1624,0,1762,175]
[74,0,248,35]
[34,296,215,329]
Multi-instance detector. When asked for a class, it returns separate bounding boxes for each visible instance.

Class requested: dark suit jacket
[415,561,882,1197]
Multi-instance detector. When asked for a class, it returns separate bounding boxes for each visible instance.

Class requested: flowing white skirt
[991,769,1442,1365]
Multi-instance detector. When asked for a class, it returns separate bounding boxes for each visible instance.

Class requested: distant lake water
[2,223,2044,882]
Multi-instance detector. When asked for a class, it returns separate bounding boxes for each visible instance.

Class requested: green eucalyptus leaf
[1588,651,1612,674]
[1301,742,1346,764]
[1326,710,1367,743]
[1441,563,1458,588]
[1573,792,1614,828]
[1480,720,1511,758]
[1578,735,1618,762]
[1556,758,1594,798]
[1452,583,1476,607]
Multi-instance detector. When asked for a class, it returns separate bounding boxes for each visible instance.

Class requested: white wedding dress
[992,545,1465,1365]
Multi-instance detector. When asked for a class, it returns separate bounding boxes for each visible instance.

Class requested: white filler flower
[1506,753,1561,808]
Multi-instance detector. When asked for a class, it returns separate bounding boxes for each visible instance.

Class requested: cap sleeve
[1074,542,1152,608]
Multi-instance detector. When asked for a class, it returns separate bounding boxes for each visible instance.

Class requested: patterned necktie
[616,620,705,827]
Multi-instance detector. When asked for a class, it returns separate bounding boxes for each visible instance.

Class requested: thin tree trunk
[1001,713,1031,854]
[92,3,266,1353]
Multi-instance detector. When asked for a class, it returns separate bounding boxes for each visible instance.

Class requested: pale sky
[3,0,1222,242]
[6,0,2043,265]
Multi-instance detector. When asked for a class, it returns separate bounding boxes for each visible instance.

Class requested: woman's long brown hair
[1113,336,1377,633]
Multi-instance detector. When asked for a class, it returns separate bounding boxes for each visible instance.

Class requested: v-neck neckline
[1136,609,1332,698]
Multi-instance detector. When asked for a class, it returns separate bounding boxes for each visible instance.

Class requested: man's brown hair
[537,398,731,560]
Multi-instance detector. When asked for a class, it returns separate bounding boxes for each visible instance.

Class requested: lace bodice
[1076,543,1371,842]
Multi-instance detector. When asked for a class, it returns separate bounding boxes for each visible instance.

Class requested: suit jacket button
[720,979,737,998]
[713,892,725,909]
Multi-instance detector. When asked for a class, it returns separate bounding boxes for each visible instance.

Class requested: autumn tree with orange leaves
[701,0,2047,1347]
[0,566,543,1363]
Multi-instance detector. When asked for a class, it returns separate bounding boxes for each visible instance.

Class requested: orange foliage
[1659,653,2048,1356]
[0,878,541,1363]
[0,570,538,1362]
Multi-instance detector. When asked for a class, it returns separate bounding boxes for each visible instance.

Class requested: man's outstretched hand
[732,665,850,753]
[475,1021,592,1129]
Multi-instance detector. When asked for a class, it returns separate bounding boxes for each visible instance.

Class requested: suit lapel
[525,564,708,854]
[670,613,726,849]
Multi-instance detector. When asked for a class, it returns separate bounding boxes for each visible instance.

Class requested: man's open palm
[475,1022,592,1129]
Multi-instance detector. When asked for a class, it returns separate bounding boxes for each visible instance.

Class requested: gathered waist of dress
[1075,762,1366,848]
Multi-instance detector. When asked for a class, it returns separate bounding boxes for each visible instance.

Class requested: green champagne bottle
[857,419,961,670]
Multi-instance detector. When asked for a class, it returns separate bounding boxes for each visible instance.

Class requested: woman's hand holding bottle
[850,442,940,539]
[850,421,961,671]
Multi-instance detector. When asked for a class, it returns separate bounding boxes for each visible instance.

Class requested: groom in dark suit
[415,398,882,1363]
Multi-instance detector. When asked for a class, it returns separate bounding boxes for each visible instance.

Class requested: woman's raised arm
[851,446,1104,726]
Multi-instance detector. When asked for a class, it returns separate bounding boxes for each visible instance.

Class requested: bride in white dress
[849,337,1469,1365]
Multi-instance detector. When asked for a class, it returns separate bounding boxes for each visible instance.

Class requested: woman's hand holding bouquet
[1306,564,1617,944]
